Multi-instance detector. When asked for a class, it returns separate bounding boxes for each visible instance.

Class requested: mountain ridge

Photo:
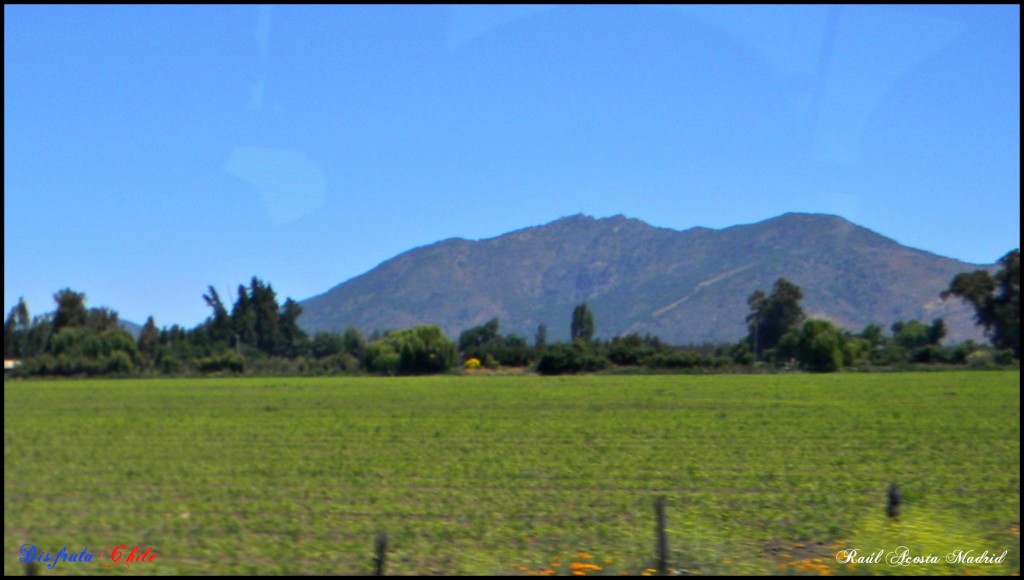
[299,213,990,344]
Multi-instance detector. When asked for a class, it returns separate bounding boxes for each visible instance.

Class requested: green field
[4,372,1020,575]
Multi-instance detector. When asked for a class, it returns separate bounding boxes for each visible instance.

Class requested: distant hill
[299,213,990,345]
[119,319,143,339]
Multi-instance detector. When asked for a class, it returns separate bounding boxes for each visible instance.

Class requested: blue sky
[4,5,1020,329]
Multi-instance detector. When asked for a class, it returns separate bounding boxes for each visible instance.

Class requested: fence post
[374,531,387,576]
[887,482,901,520]
[655,495,669,575]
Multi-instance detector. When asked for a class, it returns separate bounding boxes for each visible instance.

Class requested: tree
[747,278,805,358]
[535,323,547,351]
[536,342,609,375]
[792,319,843,373]
[942,249,1020,357]
[891,318,945,350]
[367,325,457,375]
[571,304,595,342]
[4,297,30,359]
[85,307,120,333]
[458,318,500,354]
[311,331,345,358]
[278,298,307,357]
[248,277,282,355]
[858,324,885,348]
[203,286,233,344]
[342,327,366,360]
[137,316,160,364]
[230,284,256,346]
[52,288,88,333]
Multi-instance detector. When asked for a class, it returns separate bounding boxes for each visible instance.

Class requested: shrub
[994,349,1015,365]
[196,350,244,374]
[366,326,457,375]
[104,351,134,374]
[643,351,701,369]
[536,343,609,375]
[966,350,994,369]
[365,341,400,375]
[795,320,843,373]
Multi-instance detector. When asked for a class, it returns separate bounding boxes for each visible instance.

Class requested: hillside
[299,213,989,344]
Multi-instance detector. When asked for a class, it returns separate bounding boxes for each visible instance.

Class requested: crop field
[3,372,1020,575]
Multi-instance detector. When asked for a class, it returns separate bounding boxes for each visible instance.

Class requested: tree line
[4,249,1018,376]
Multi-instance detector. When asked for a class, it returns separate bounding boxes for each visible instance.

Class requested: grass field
[4,372,1020,575]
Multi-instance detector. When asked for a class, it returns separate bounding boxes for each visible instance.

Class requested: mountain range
[298,213,989,345]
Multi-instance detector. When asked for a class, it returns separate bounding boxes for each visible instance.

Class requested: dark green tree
[928,318,947,345]
[248,277,282,355]
[4,297,30,359]
[536,341,609,375]
[231,284,257,346]
[458,318,500,353]
[891,319,945,350]
[747,278,805,358]
[85,307,120,333]
[52,288,88,333]
[942,249,1019,357]
[203,286,233,344]
[367,325,457,375]
[793,319,844,373]
[25,316,54,359]
[535,323,547,351]
[858,324,885,348]
[137,316,160,364]
[342,327,366,360]
[278,298,307,357]
[311,331,345,358]
[571,304,595,342]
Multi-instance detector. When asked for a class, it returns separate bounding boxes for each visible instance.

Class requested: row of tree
[737,249,1019,371]
[4,250,1018,376]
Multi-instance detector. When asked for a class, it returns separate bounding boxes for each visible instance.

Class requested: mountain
[119,319,143,339]
[298,213,990,345]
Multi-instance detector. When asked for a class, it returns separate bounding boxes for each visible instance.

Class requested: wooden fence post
[374,531,388,576]
[887,482,901,520]
[655,495,669,575]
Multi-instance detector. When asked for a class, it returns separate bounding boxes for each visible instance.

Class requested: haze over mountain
[299,213,989,345]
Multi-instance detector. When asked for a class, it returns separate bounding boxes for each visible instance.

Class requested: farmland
[4,372,1020,575]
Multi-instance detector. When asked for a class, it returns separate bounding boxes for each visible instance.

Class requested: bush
[994,349,1015,365]
[643,351,701,369]
[104,351,134,374]
[536,343,609,375]
[196,350,244,374]
[966,350,995,369]
[365,341,400,375]
[366,326,456,375]
[397,326,458,374]
[158,355,183,375]
[795,320,843,373]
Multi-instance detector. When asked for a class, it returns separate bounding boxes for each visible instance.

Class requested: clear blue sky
[5,5,1020,329]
